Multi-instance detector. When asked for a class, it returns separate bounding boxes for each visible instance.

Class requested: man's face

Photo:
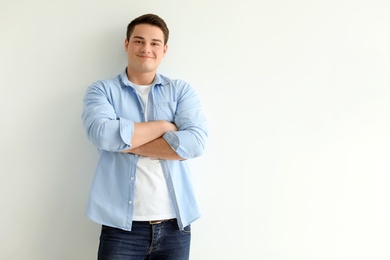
[125,24,168,76]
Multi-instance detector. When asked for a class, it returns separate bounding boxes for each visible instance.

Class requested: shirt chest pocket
[154,102,177,122]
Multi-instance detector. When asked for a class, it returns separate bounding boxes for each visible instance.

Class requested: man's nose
[140,43,151,53]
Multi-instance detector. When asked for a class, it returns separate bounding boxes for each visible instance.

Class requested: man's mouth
[137,55,154,59]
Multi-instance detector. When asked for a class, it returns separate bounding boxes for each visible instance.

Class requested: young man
[82,14,208,259]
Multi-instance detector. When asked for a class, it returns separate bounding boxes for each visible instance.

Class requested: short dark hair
[126,14,169,45]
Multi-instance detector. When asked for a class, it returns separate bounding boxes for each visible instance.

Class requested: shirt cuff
[162,131,180,151]
[119,117,134,149]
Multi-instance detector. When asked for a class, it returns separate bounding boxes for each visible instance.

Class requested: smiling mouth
[137,55,154,59]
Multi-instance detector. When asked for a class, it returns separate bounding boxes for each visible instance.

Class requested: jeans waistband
[133,218,176,225]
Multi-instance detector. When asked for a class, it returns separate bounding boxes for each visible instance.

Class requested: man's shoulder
[89,73,123,90]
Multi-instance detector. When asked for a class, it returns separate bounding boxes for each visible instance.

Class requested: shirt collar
[120,69,166,88]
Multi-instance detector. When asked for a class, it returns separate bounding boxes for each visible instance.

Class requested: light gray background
[1,0,390,259]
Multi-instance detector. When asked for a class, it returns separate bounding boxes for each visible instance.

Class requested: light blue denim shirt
[82,70,208,231]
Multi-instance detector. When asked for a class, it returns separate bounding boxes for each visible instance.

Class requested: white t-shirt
[131,83,176,221]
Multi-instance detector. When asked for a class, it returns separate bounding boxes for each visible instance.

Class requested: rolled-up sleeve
[82,83,133,152]
[162,82,208,159]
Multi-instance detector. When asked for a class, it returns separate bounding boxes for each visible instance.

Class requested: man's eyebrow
[132,36,162,43]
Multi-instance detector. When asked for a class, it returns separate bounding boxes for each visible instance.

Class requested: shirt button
[130,177,134,181]
[129,201,133,204]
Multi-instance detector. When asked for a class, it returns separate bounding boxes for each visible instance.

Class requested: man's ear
[163,44,168,56]
[124,39,129,51]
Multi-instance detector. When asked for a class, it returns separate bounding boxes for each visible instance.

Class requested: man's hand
[165,121,177,132]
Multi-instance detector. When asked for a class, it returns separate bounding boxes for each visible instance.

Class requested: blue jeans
[97,219,191,260]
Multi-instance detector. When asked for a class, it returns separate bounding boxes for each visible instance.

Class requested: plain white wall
[1,0,390,259]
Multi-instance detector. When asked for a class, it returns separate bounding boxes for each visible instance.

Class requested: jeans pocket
[181,225,191,234]
[102,225,123,234]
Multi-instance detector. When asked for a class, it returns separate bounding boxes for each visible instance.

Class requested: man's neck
[126,68,156,85]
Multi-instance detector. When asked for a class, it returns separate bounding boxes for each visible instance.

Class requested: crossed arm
[122,120,184,160]
[83,82,207,160]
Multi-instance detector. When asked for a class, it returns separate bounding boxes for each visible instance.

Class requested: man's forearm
[122,120,177,153]
[129,137,184,160]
